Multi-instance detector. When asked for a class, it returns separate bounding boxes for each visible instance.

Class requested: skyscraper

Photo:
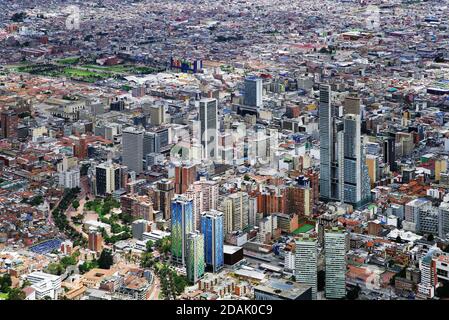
[324,227,347,299]
[201,210,224,273]
[171,195,194,266]
[122,127,144,174]
[244,76,263,107]
[186,231,205,284]
[319,84,333,201]
[220,192,249,235]
[186,177,219,230]
[319,86,370,207]
[383,132,397,172]
[143,131,160,157]
[295,233,318,300]
[157,179,175,220]
[199,98,218,160]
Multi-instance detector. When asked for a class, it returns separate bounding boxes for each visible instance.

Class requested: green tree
[146,240,154,253]
[7,288,26,300]
[98,249,114,269]
[141,252,154,268]
[0,274,12,292]
[72,200,80,210]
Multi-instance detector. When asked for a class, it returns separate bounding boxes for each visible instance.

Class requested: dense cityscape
[0,0,449,301]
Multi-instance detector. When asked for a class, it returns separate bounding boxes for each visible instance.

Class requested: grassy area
[0,292,8,300]
[293,224,315,234]
[57,57,80,65]
[63,67,110,78]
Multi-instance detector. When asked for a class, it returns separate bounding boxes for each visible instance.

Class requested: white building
[324,227,347,299]
[27,271,62,300]
[295,234,318,300]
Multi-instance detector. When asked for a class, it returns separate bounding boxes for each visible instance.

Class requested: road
[148,273,161,300]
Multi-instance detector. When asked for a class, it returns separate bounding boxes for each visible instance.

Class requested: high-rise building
[149,104,165,127]
[220,192,249,235]
[143,131,160,157]
[286,176,313,217]
[295,234,318,300]
[186,231,205,284]
[319,84,333,201]
[201,210,224,273]
[0,110,19,139]
[319,87,370,207]
[244,76,263,107]
[88,227,103,253]
[94,162,127,196]
[174,163,197,194]
[156,179,175,220]
[122,127,144,174]
[199,98,218,160]
[186,177,219,230]
[324,227,347,299]
[383,132,397,172]
[171,195,194,266]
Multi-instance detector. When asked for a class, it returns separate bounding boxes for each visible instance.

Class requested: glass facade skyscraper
[319,85,370,207]
[171,195,194,266]
[186,231,205,284]
[201,210,224,273]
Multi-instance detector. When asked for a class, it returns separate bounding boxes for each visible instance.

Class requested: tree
[7,288,26,300]
[146,240,154,253]
[72,200,80,210]
[141,252,154,268]
[427,234,435,242]
[98,249,114,269]
[0,274,12,292]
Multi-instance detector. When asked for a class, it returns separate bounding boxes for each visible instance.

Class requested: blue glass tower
[201,210,224,273]
[171,195,194,266]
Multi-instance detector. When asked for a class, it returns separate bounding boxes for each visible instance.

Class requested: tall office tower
[174,163,197,194]
[319,86,370,207]
[122,127,144,174]
[143,131,160,157]
[342,111,371,207]
[220,192,249,235]
[186,231,205,284]
[201,210,224,273]
[88,227,103,253]
[319,84,333,201]
[417,251,437,299]
[171,195,194,266]
[149,104,165,127]
[383,132,397,172]
[94,162,127,196]
[295,234,318,300]
[199,98,218,160]
[244,76,263,107]
[324,227,347,299]
[156,179,175,220]
[0,110,19,139]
